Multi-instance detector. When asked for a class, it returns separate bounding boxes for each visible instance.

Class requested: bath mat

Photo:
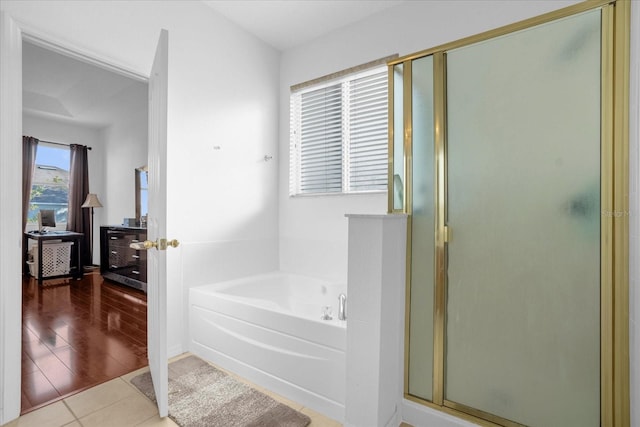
[130,355,311,427]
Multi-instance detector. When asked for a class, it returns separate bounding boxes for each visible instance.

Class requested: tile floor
[3,353,344,427]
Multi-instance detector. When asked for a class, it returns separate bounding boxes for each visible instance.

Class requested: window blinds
[347,71,388,192]
[299,84,343,193]
[290,67,388,195]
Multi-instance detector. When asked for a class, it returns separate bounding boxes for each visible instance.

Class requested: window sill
[289,190,387,199]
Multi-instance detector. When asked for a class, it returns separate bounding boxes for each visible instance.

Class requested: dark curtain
[68,144,91,266]
[22,136,39,232]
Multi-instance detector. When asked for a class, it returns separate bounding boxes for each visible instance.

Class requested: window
[29,144,70,226]
[289,65,389,195]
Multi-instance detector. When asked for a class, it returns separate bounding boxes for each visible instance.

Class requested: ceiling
[201,0,406,51]
[22,1,405,128]
[22,41,148,129]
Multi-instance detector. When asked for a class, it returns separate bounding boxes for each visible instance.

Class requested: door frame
[0,13,149,424]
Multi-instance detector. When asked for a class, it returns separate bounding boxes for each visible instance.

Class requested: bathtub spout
[338,293,347,321]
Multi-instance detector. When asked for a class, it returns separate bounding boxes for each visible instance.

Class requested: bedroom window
[289,60,392,196]
[28,143,70,226]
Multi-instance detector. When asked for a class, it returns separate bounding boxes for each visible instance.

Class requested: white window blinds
[299,83,343,193]
[347,71,388,192]
[290,66,388,196]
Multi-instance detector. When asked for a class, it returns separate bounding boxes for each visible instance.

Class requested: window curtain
[68,144,91,266]
[22,136,39,232]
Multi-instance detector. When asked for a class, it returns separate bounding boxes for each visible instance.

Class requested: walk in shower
[390,1,630,426]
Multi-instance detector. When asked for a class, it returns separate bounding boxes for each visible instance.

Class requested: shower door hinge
[443,225,451,243]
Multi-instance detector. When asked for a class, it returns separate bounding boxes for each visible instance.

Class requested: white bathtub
[189,271,346,421]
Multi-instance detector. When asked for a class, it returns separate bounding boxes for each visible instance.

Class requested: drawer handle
[132,239,139,243]
[132,255,140,259]
[132,270,140,275]
[111,265,118,269]
[110,236,118,240]
[111,251,118,255]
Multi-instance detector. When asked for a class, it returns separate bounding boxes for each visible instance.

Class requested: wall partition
[389,1,630,426]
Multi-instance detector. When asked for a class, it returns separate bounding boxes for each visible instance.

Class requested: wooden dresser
[100,226,147,292]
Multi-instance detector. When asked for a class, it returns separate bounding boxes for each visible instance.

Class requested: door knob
[130,238,180,251]
[164,239,180,249]
[130,241,154,250]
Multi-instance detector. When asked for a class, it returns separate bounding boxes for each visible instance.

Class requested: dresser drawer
[106,230,144,248]
[107,265,146,281]
[100,226,147,292]
[108,246,146,268]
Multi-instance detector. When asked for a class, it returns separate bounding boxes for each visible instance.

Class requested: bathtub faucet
[338,293,347,321]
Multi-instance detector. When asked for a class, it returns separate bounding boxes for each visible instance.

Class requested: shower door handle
[443,225,451,243]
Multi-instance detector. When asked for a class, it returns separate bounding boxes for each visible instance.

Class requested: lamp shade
[81,193,103,208]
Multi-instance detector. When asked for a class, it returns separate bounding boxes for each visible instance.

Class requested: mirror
[135,166,148,227]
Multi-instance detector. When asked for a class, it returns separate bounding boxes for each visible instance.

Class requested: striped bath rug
[131,355,311,427]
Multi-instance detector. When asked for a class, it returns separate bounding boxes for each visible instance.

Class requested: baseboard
[384,407,400,427]
[401,399,478,427]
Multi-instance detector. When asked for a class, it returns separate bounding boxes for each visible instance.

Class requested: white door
[147,29,169,418]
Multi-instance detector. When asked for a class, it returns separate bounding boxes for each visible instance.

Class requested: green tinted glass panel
[445,10,601,426]
[408,55,435,401]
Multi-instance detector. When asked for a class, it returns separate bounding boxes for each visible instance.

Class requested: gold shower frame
[388,1,630,425]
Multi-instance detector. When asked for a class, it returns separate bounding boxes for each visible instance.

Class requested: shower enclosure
[390,1,630,426]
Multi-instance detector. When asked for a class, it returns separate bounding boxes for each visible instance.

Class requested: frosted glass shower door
[445,10,601,427]
[408,55,435,400]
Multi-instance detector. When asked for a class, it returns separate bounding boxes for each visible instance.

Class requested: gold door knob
[144,240,158,249]
[130,239,179,250]
[130,241,156,250]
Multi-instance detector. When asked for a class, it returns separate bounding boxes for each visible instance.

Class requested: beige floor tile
[301,407,343,427]
[3,401,75,427]
[78,393,158,427]
[61,422,81,427]
[256,386,305,411]
[64,378,138,419]
[135,415,180,426]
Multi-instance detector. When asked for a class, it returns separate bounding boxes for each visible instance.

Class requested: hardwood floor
[21,270,148,414]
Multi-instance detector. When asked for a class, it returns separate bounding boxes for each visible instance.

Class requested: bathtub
[189,271,346,421]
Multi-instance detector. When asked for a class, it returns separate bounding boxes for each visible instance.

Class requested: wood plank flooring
[21,270,148,414]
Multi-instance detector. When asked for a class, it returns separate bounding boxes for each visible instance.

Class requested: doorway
[21,39,150,413]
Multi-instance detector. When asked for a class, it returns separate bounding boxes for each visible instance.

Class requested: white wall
[1,0,280,360]
[23,114,105,262]
[101,101,147,227]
